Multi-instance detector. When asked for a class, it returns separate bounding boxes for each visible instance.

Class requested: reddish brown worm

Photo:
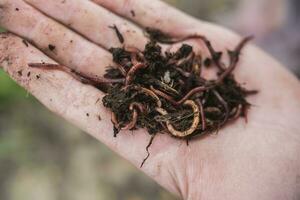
[125,63,146,85]
[196,99,206,130]
[151,85,211,106]
[150,86,178,105]
[215,36,253,84]
[122,108,138,130]
[28,63,124,85]
[111,112,119,129]
[155,100,200,138]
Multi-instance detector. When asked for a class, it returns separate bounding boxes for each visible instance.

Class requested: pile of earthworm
[29,28,257,167]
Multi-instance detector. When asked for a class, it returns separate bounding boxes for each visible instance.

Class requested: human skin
[0,0,300,199]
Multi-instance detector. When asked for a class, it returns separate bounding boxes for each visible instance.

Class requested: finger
[0,33,107,127]
[91,0,215,37]
[24,0,148,50]
[0,33,182,196]
[91,0,241,55]
[0,33,107,138]
[0,0,112,77]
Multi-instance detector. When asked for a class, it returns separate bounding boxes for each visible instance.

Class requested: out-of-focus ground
[0,1,299,200]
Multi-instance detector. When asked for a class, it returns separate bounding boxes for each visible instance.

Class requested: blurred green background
[0,0,299,200]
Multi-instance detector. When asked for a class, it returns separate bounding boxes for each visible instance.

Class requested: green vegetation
[0,27,31,105]
[0,69,29,106]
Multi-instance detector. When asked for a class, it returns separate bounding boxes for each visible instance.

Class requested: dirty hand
[0,0,300,199]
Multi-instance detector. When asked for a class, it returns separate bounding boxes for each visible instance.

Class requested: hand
[1,0,300,199]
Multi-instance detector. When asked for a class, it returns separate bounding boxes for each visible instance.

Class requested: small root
[115,64,127,76]
[186,139,190,146]
[140,134,156,168]
[158,81,180,95]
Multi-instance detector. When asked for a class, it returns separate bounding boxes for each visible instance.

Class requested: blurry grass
[0,69,30,106]
[0,26,31,106]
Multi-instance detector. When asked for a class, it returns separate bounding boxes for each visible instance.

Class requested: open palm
[1,0,300,199]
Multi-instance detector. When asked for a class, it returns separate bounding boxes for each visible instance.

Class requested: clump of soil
[29,28,257,167]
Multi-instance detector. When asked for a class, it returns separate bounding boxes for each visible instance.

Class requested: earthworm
[172,66,191,78]
[130,52,139,65]
[166,51,194,66]
[212,90,229,124]
[174,37,252,104]
[159,35,252,74]
[111,112,119,129]
[28,63,124,85]
[195,36,225,71]
[115,63,127,76]
[196,99,206,130]
[151,85,210,106]
[150,86,178,105]
[156,100,200,138]
[176,85,211,105]
[130,102,146,113]
[215,36,253,84]
[155,34,219,58]
[192,54,202,76]
[152,37,253,106]
[123,85,162,107]
[125,63,146,85]
[137,86,162,107]
[230,104,242,120]
[122,101,148,130]
[177,35,252,83]
[125,46,145,64]
[122,108,138,130]
[176,52,195,66]
[113,102,145,131]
